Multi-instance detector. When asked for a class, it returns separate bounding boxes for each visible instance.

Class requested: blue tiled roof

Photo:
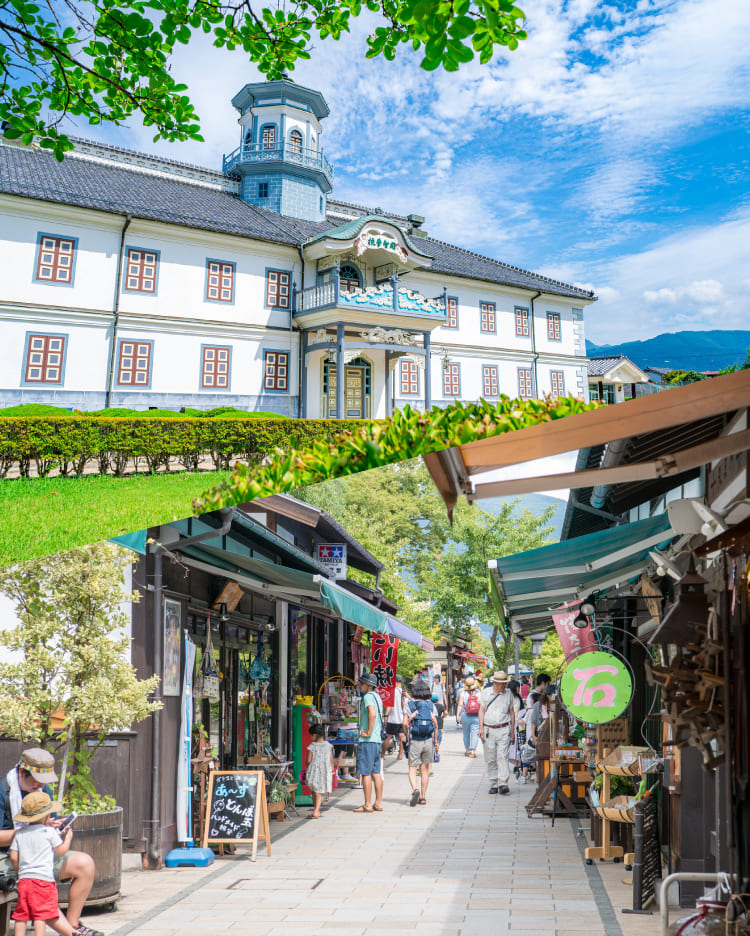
[0,141,596,301]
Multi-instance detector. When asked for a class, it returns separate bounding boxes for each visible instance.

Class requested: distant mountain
[586,330,750,372]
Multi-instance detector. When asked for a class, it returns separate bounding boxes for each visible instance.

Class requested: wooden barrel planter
[58,807,123,911]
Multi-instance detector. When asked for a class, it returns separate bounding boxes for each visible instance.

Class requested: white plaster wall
[118,221,301,331]
[0,198,122,310]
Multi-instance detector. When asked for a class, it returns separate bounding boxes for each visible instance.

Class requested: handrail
[223,141,333,179]
[659,872,732,935]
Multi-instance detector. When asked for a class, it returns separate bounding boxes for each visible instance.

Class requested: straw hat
[464,676,477,690]
[14,791,60,824]
[492,671,509,683]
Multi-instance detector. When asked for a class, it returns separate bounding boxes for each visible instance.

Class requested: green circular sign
[559,650,633,724]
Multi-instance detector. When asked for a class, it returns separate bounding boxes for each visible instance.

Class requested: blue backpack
[410,700,435,740]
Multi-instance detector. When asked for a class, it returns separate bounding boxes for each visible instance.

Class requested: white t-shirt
[10,823,62,881]
[387,686,404,724]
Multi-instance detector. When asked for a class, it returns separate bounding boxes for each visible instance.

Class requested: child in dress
[305,725,334,818]
[9,791,75,936]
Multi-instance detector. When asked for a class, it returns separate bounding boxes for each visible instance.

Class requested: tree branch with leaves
[0,0,526,160]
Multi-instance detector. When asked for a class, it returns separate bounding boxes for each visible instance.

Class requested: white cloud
[582,211,750,342]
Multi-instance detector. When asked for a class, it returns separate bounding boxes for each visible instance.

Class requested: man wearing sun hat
[0,749,102,936]
[478,672,516,795]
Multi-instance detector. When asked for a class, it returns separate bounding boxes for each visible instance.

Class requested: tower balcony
[223,141,334,187]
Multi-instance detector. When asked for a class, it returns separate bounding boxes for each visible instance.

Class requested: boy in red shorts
[9,791,74,936]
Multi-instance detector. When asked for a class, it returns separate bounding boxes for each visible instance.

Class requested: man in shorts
[354,673,385,813]
[404,679,438,806]
[0,749,102,936]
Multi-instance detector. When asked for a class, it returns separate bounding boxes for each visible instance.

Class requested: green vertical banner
[559,650,633,723]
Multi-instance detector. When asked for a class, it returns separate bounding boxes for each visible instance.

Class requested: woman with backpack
[404,678,438,806]
[456,674,481,757]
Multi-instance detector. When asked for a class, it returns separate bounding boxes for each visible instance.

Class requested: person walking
[305,724,334,818]
[404,678,438,807]
[9,791,75,936]
[478,671,515,795]
[382,675,405,759]
[354,673,384,813]
[456,675,481,756]
[431,674,447,750]
[507,679,523,776]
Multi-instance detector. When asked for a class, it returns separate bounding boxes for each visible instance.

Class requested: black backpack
[409,700,435,740]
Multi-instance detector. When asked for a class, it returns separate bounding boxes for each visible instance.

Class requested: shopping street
[80,722,659,936]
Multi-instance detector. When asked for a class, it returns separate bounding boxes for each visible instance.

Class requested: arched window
[289,129,303,154]
[261,125,276,150]
[339,263,362,293]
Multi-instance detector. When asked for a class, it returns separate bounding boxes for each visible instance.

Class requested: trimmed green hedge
[0,417,365,478]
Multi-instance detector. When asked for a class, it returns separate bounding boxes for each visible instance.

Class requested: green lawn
[0,471,231,565]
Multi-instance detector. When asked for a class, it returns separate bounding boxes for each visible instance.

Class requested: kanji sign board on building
[559,650,633,724]
[552,600,596,661]
[370,634,399,707]
[315,543,347,580]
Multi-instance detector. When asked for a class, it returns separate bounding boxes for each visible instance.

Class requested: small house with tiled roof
[587,355,657,404]
[0,79,596,417]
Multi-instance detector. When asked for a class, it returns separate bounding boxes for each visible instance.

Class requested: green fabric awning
[110,531,148,555]
[318,580,390,635]
[489,512,675,635]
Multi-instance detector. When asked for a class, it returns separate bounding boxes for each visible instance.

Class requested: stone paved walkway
[80,721,662,936]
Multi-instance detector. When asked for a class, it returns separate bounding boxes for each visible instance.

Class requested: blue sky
[71,0,750,345]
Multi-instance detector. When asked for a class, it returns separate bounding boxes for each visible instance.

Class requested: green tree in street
[296,459,554,673]
[0,542,160,810]
[1,0,527,160]
[415,499,554,668]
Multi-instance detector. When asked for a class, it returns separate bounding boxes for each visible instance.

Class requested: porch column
[424,332,432,411]
[385,351,393,417]
[300,330,308,418]
[336,323,345,419]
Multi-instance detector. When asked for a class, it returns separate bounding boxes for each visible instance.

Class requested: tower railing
[223,141,334,181]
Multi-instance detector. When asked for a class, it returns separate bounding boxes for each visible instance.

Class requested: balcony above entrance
[294,275,446,330]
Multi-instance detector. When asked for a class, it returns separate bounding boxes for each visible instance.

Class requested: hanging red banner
[370,634,399,706]
[552,600,596,661]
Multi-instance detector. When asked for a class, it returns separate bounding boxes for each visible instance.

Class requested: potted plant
[0,542,161,902]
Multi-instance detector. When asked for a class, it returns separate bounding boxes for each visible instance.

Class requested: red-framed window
[547,312,561,341]
[482,365,499,398]
[125,249,158,293]
[264,351,289,391]
[518,367,533,399]
[24,335,65,383]
[266,269,291,309]
[515,307,529,337]
[445,296,458,329]
[551,370,565,397]
[206,261,235,303]
[443,362,460,397]
[480,302,496,333]
[202,347,231,389]
[35,235,75,285]
[117,341,152,386]
[262,125,276,149]
[400,360,420,395]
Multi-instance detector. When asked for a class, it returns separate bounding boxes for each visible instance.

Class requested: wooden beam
[458,369,750,474]
[470,427,750,500]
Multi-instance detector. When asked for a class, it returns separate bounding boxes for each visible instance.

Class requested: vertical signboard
[552,600,596,661]
[370,634,399,706]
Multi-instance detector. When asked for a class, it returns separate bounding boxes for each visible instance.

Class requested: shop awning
[387,616,434,652]
[489,512,676,635]
[423,369,750,514]
[178,544,430,644]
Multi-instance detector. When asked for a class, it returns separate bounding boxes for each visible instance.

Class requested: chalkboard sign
[201,770,271,861]
[632,791,660,910]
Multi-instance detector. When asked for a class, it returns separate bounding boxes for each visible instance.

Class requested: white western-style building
[0,80,595,417]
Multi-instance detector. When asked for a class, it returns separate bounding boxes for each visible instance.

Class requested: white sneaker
[521,776,528,784]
